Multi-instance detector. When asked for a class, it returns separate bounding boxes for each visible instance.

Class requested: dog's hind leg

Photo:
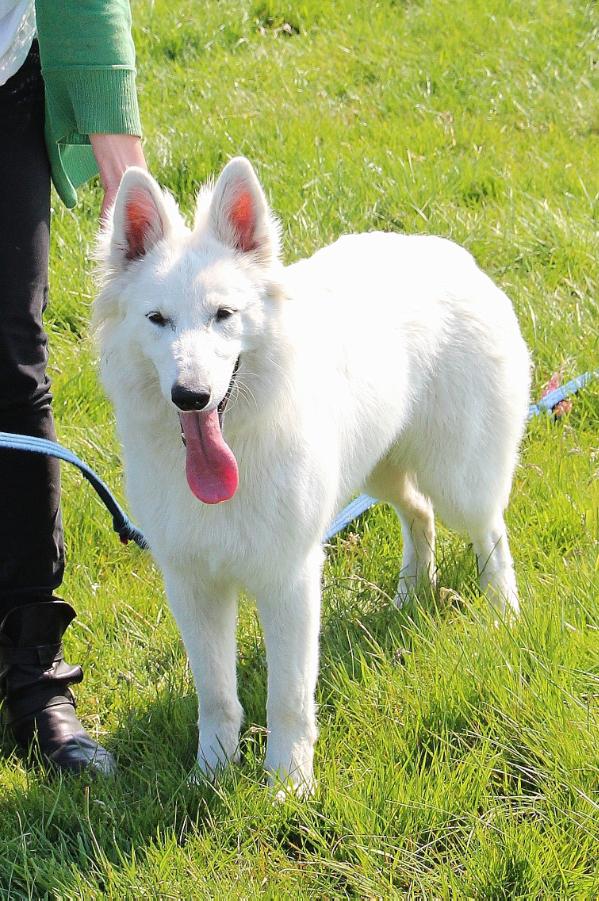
[255,545,323,798]
[366,465,435,607]
[163,567,243,779]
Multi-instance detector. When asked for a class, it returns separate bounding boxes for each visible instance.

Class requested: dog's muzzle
[179,357,240,447]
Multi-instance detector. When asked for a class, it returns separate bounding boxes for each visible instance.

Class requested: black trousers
[0,43,64,619]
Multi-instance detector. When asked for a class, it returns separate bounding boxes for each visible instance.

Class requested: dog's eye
[147,311,169,327]
[215,307,235,322]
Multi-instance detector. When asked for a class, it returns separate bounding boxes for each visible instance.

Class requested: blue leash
[0,431,147,549]
[0,370,596,550]
[526,371,597,419]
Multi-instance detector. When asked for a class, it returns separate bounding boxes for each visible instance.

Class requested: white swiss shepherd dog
[94,157,531,795]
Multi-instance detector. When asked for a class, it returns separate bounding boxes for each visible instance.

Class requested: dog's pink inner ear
[124,188,162,260]
[229,188,257,253]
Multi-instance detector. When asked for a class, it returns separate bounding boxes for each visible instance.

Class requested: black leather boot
[0,600,116,775]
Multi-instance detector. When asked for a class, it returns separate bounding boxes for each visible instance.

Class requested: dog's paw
[265,751,315,800]
[395,568,436,608]
[197,720,241,773]
[264,729,316,800]
[197,741,240,777]
[268,770,316,802]
[394,581,412,609]
[395,575,421,608]
[480,581,520,625]
[187,747,239,789]
[187,764,211,789]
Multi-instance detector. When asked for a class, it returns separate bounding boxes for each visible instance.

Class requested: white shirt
[0,0,35,87]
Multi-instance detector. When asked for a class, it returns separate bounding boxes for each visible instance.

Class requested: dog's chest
[124,428,322,583]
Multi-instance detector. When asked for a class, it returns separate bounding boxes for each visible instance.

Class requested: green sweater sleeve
[35,0,142,207]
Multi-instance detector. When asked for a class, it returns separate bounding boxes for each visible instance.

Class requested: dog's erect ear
[205,157,280,264]
[110,167,171,263]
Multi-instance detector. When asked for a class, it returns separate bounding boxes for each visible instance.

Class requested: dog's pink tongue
[180,410,238,504]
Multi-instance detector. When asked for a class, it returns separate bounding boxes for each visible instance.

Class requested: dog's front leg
[256,546,323,797]
[162,568,243,779]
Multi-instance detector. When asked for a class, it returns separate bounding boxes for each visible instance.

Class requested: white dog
[94,157,530,794]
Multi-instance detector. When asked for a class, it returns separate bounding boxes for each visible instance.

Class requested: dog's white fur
[94,158,531,794]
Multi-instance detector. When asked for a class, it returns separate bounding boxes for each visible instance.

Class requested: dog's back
[280,232,530,530]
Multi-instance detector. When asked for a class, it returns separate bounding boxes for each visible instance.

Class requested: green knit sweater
[35,0,142,208]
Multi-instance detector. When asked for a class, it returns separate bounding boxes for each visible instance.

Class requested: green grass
[2,0,598,895]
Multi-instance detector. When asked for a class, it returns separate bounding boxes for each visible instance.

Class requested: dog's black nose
[171,384,211,411]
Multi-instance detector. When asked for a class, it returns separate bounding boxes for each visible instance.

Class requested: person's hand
[90,133,147,222]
